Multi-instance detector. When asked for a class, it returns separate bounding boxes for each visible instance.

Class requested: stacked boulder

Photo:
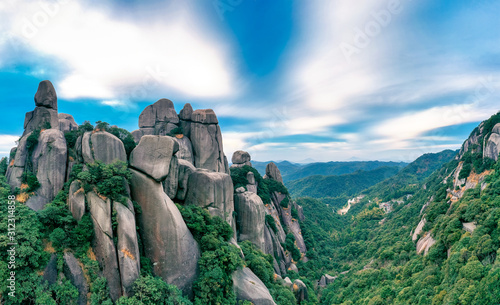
[129,135,200,297]
[231,150,252,168]
[6,80,67,211]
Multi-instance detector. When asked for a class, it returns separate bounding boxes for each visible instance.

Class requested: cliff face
[4,80,307,304]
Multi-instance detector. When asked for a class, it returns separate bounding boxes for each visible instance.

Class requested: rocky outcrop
[68,180,85,221]
[23,80,59,136]
[293,279,309,303]
[232,267,276,305]
[185,169,235,230]
[26,129,67,210]
[129,135,178,181]
[87,191,121,301]
[63,252,89,305]
[176,159,196,201]
[58,113,78,133]
[264,162,283,183]
[34,80,58,110]
[81,131,127,165]
[136,98,180,139]
[412,218,426,241]
[416,233,436,255]
[234,188,266,252]
[174,135,194,164]
[6,133,30,190]
[319,274,337,287]
[114,201,140,297]
[163,156,179,199]
[129,168,200,296]
[280,199,307,254]
[231,150,252,168]
[246,171,258,193]
[42,254,58,285]
[190,109,228,173]
[179,103,193,138]
[484,123,500,161]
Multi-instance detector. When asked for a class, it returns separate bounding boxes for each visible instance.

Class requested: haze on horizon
[0,0,499,163]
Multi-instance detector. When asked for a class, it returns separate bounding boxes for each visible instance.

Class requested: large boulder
[87,191,122,301]
[6,134,30,190]
[190,109,228,173]
[34,80,57,110]
[26,129,67,211]
[184,169,235,229]
[179,103,193,137]
[264,162,283,183]
[234,188,266,252]
[89,131,127,164]
[131,128,154,143]
[63,252,89,305]
[176,159,196,201]
[129,169,200,296]
[114,201,141,297]
[231,150,252,168]
[129,135,178,181]
[293,279,309,303]
[139,98,179,128]
[232,267,276,305]
[68,180,85,221]
[58,113,78,133]
[23,106,59,136]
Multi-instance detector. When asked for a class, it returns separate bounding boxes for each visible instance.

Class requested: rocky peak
[264,162,283,183]
[34,80,57,110]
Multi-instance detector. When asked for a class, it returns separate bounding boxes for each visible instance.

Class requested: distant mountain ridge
[252,160,408,182]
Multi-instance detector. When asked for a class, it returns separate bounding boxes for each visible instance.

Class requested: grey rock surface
[163,156,179,199]
[23,107,59,136]
[234,191,266,252]
[63,252,89,305]
[232,150,251,165]
[232,267,276,305]
[130,135,178,181]
[129,169,200,296]
[68,180,85,221]
[174,135,194,164]
[90,131,127,164]
[176,159,196,201]
[34,80,57,110]
[265,162,283,183]
[139,98,179,128]
[58,113,78,132]
[190,117,227,173]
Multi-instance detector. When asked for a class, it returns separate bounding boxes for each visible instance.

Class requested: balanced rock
[232,267,276,305]
[190,109,228,173]
[129,135,178,181]
[265,162,283,183]
[234,190,266,252]
[185,169,235,229]
[231,150,252,168]
[139,98,179,128]
[34,80,57,110]
[129,169,200,296]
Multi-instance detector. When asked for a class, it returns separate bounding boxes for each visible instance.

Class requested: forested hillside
[294,115,500,304]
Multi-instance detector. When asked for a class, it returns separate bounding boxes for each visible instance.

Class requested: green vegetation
[116,275,192,305]
[76,160,131,203]
[177,204,243,305]
[286,166,401,200]
[168,126,183,136]
[266,214,278,233]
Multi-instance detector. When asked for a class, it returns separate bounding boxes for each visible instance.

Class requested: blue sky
[0,0,499,162]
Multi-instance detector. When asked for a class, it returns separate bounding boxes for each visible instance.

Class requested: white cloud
[0,135,18,156]
[2,0,236,100]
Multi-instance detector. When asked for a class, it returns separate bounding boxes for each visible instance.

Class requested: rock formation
[484,123,500,161]
[234,187,266,251]
[231,150,252,168]
[264,162,283,183]
[232,267,277,305]
[59,113,78,132]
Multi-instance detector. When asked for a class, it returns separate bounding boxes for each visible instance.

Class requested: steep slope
[296,115,500,304]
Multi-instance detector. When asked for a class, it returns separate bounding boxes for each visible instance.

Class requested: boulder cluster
[5,81,309,304]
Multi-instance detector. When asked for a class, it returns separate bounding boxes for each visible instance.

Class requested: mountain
[253,160,408,182]
[286,166,402,201]
[296,113,500,304]
[0,81,309,305]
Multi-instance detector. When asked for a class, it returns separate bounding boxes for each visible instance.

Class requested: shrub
[77,160,131,202]
[116,275,192,305]
[285,234,301,261]
[266,214,278,234]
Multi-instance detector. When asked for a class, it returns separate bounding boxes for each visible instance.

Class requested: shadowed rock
[68,180,85,221]
[163,156,179,199]
[63,252,89,305]
[129,169,200,296]
[59,113,78,132]
[176,159,196,201]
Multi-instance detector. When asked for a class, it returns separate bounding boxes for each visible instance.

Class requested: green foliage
[177,204,243,304]
[230,165,275,204]
[79,120,94,132]
[168,126,183,136]
[95,120,110,131]
[0,157,7,176]
[77,160,131,202]
[280,196,289,208]
[116,275,192,305]
[285,234,301,262]
[64,129,79,149]
[21,170,41,192]
[265,214,278,234]
[90,277,113,305]
[108,126,137,157]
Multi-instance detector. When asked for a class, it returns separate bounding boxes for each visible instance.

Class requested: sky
[0,0,499,163]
